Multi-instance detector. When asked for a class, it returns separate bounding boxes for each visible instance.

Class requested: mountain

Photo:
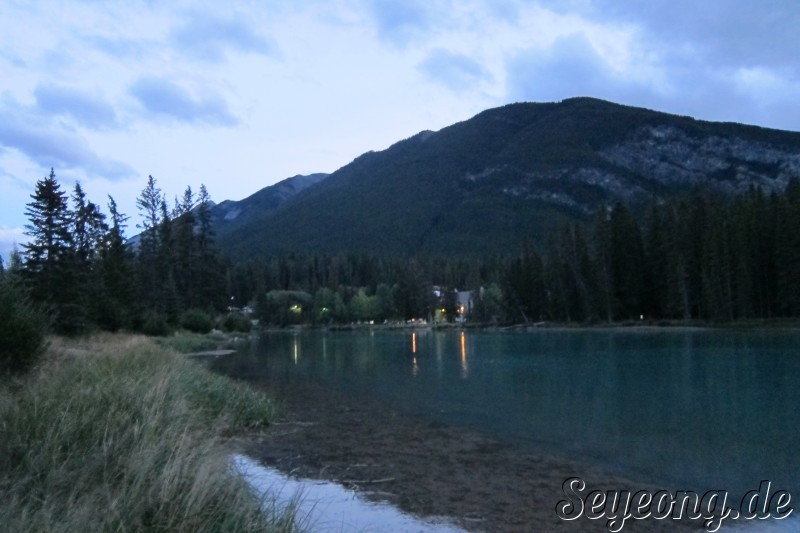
[216,97,800,259]
[210,173,328,232]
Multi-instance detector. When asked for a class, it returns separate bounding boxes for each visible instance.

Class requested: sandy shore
[236,376,706,532]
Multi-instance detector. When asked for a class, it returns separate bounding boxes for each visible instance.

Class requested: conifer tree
[777,178,800,315]
[95,196,136,330]
[195,185,226,310]
[136,175,165,314]
[609,203,645,319]
[592,207,615,322]
[22,169,75,329]
[171,186,197,308]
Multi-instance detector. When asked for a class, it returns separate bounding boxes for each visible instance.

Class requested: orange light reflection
[460,331,468,379]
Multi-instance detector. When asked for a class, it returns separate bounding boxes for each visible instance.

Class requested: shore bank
[237,376,703,532]
[0,334,296,532]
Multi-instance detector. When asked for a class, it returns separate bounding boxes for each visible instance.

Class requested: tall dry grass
[0,334,297,532]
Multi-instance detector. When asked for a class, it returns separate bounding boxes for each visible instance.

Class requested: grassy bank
[0,334,297,532]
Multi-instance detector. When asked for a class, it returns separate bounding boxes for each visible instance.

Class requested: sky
[2,0,799,260]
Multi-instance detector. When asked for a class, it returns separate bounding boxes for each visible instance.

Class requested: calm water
[213,328,800,501]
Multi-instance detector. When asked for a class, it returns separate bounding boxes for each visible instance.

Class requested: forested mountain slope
[217,98,800,259]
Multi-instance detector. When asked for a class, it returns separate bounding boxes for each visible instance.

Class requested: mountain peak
[215,99,800,259]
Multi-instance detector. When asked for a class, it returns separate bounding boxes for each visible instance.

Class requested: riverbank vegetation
[9,170,233,336]
[0,334,297,532]
[229,181,800,326]
[0,274,48,374]
[7,169,800,333]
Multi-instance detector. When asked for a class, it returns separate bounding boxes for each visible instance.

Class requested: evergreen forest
[4,169,800,336]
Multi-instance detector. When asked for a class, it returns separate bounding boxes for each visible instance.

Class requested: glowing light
[412,332,417,354]
[293,338,299,365]
[460,331,468,379]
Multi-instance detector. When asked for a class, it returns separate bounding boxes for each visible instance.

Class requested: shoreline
[257,317,800,334]
[236,376,703,532]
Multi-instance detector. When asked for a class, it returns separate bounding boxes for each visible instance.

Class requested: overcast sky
[2,0,799,260]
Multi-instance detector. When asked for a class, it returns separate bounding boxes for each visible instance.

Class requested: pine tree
[95,196,136,330]
[194,185,226,311]
[22,169,75,329]
[777,179,800,315]
[69,182,109,327]
[609,203,645,319]
[642,206,668,319]
[171,186,197,308]
[593,207,616,322]
[135,175,165,314]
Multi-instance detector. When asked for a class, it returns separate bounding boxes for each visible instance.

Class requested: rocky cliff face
[459,123,800,216]
[212,173,328,228]
[601,125,800,193]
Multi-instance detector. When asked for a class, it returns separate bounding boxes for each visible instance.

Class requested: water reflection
[212,329,800,501]
[411,331,419,376]
[460,331,468,379]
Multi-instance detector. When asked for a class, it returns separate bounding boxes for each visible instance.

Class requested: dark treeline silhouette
[228,180,800,326]
[7,169,800,333]
[10,170,227,335]
[508,180,800,324]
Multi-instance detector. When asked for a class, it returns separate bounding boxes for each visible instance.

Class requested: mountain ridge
[214,97,800,259]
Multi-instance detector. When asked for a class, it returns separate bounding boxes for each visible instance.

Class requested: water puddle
[233,454,466,532]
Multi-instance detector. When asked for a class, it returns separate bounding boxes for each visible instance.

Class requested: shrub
[0,280,47,374]
[222,312,252,333]
[140,311,171,337]
[181,309,214,334]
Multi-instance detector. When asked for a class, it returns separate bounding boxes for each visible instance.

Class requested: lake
[213,328,800,505]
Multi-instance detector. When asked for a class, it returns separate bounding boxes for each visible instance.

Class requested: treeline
[6,169,800,336]
[226,181,800,326]
[3,170,228,337]
[225,253,506,326]
[531,181,800,323]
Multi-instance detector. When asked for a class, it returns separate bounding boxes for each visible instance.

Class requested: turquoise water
[214,329,800,501]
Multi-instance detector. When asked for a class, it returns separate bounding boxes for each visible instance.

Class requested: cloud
[129,76,237,126]
[84,34,148,60]
[0,97,134,180]
[505,27,800,132]
[506,33,652,104]
[170,12,279,63]
[368,0,436,47]
[587,0,800,74]
[418,49,492,91]
[34,84,117,129]
[0,225,27,262]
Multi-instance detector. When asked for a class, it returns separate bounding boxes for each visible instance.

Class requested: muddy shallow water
[237,378,702,532]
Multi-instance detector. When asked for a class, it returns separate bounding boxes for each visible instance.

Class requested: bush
[52,302,89,337]
[140,311,171,337]
[0,280,47,374]
[222,312,252,333]
[181,309,214,334]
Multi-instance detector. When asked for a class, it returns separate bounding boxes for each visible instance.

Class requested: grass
[154,331,223,354]
[0,333,299,532]
[153,330,252,355]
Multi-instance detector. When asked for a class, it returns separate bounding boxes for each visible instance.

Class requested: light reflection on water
[214,329,800,502]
